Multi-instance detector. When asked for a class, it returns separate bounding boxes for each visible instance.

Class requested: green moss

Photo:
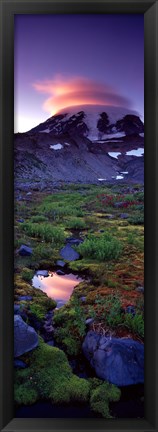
[53,298,86,355]
[14,383,38,405]
[21,268,34,282]
[29,303,46,320]
[14,339,90,406]
[90,381,121,418]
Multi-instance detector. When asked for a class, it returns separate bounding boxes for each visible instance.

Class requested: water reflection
[32,272,83,305]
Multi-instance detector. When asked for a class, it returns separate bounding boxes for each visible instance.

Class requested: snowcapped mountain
[14,105,144,190]
[29,104,144,141]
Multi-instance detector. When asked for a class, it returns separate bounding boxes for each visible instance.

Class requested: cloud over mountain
[33,75,131,115]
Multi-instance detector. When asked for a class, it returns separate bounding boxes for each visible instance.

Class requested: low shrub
[31,215,48,223]
[128,214,144,225]
[66,218,86,230]
[22,222,65,244]
[77,233,123,261]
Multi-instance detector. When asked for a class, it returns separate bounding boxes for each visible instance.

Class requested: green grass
[128,214,144,225]
[77,233,123,261]
[65,218,86,230]
[21,222,65,244]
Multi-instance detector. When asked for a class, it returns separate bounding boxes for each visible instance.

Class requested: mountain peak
[29,104,144,141]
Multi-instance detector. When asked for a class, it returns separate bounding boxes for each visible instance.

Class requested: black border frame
[0,0,158,431]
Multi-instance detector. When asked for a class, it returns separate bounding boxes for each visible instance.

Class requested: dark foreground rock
[82,331,144,386]
[14,315,39,357]
[14,359,27,369]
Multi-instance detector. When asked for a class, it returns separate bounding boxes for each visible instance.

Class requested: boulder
[14,315,39,358]
[82,331,144,386]
[60,244,80,261]
[66,237,83,246]
[36,270,49,277]
[136,286,144,294]
[85,318,94,326]
[14,304,20,314]
[46,340,55,347]
[119,213,129,219]
[56,270,65,276]
[17,295,33,301]
[80,296,86,303]
[14,359,27,369]
[19,245,33,256]
[114,202,125,208]
[125,305,136,316]
[56,260,66,268]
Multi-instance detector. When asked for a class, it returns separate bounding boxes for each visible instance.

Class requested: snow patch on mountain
[50,144,63,150]
[108,152,121,159]
[126,148,144,157]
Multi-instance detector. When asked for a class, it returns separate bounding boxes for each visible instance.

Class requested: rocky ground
[14,182,144,418]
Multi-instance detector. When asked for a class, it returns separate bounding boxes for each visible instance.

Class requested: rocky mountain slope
[14,105,144,190]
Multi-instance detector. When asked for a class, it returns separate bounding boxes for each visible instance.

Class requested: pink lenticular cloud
[33,76,131,115]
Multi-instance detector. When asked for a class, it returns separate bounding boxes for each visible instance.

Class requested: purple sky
[14,14,144,132]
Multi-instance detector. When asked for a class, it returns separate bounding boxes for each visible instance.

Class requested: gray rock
[56,270,65,276]
[26,192,32,195]
[19,245,33,256]
[43,323,54,333]
[82,331,144,386]
[105,215,115,219]
[82,331,100,360]
[36,270,49,277]
[14,359,27,369]
[14,315,39,357]
[119,213,129,219]
[14,304,21,314]
[114,202,124,208]
[136,286,144,293]
[56,300,66,309]
[80,296,86,303]
[85,318,94,326]
[17,295,33,301]
[60,244,80,261]
[46,340,54,347]
[56,260,66,268]
[125,305,136,316]
[66,237,83,246]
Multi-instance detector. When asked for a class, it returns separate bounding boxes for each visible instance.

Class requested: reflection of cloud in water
[32,273,83,302]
